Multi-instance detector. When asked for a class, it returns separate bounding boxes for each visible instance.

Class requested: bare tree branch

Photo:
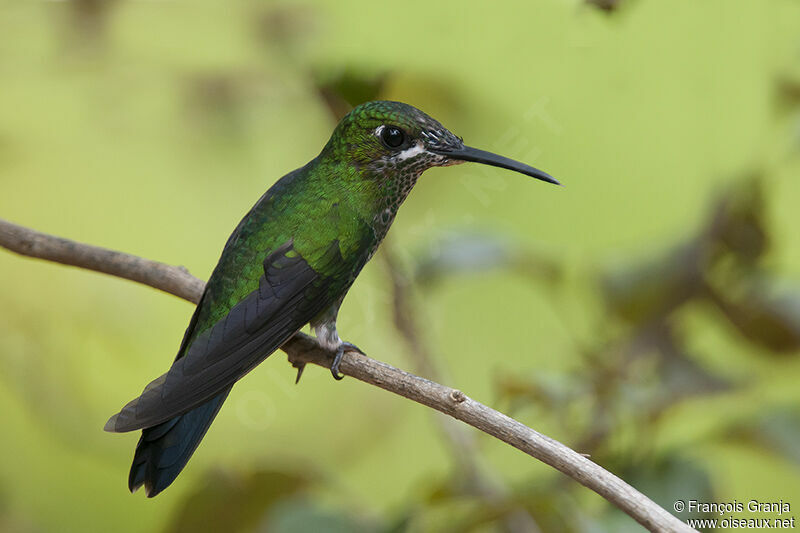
[0,218,205,303]
[0,217,695,533]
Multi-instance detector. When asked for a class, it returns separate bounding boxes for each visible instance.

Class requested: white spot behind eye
[396,142,426,161]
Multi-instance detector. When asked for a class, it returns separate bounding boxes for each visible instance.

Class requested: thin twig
[0,217,695,533]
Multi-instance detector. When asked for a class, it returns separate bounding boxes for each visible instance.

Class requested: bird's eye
[380,126,406,149]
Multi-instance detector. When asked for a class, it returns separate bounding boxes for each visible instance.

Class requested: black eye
[380,126,406,149]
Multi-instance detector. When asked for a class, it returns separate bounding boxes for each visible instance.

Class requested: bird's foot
[330,342,365,381]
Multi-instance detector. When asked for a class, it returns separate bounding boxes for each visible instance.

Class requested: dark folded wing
[106,239,348,432]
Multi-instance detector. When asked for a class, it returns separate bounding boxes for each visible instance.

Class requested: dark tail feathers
[128,388,231,497]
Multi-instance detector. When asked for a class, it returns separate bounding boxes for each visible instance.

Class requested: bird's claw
[330,342,365,381]
[293,361,306,385]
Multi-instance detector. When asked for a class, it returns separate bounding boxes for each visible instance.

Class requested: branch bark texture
[0,217,695,533]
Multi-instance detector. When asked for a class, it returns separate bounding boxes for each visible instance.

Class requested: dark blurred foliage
[315,69,389,123]
[417,175,800,530]
[166,469,311,533]
[602,175,800,355]
[63,0,118,46]
[358,173,798,531]
[775,75,800,115]
[585,0,628,14]
[164,468,386,533]
[253,4,319,57]
[725,408,800,466]
[0,488,38,533]
[311,67,464,126]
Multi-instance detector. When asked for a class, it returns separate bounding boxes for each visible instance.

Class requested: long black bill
[434,145,561,186]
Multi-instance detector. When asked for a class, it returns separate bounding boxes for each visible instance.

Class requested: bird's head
[321,100,560,186]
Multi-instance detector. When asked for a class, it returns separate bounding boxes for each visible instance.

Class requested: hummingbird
[105,100,559,497]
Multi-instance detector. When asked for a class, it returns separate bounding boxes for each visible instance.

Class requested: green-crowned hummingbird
[105,100,559,496]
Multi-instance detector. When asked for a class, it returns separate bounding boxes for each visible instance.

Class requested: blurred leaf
[514,483,586,533]
[253,5,319,58]
[0,317,98,452]
[0,485,39,533]
[64,0,118,45]
[403,474,544,533]
[602,242,703,323]
[775,74,800,112]
[183,71,276,142]
[710,177,768,265]
[726,407,800,465]
[260,497,379,533]
[414,232,561,287]
[494,370,584,416]
[707,282,800,353]
[585,0,627,13]
[648,324,734,398]
[415,233,511,284]
[314,68,389,121]
[165,468,312,533]
[632,455,716,508]
[603,177,769,324]
[657,343,733,397]
[609,455,715,529]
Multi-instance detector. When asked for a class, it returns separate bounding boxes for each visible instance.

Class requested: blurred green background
[2,0,800,531]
